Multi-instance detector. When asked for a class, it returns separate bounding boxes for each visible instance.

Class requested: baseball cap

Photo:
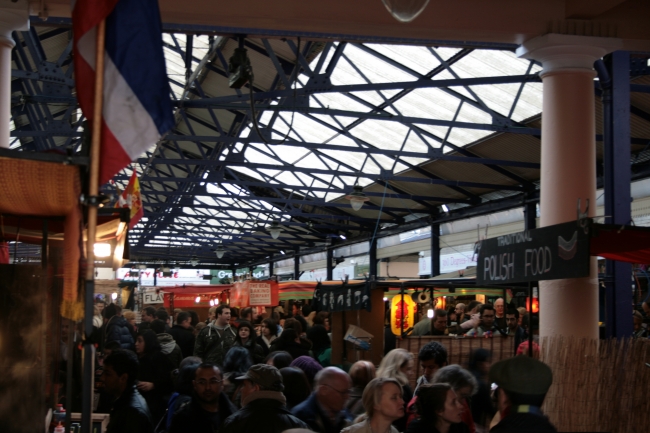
[236,364,284,392]
[489,355,552,395]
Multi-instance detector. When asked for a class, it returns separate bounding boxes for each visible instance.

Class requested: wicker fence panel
[397,335,516,389]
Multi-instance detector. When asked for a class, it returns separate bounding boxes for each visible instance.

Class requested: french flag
[73,0,174,185]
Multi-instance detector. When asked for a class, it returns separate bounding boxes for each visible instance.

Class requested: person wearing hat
[221,364,309,433]
[489,356,557,432]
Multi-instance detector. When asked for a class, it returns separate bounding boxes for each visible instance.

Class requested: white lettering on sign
[497,231,533,247]
[482,252,515,281]
[524,247,552,277]
[249,283,271,305]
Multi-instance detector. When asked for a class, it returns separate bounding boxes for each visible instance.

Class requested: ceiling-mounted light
[268,220,283,239]
[442,204,449,212]
[280,250,285,255]
[190,256,199,266]
[111,292,118,301]
[427,307,434,318]
[215,246,226,259]
[195,296,201,303]
[209,299,215,307]
[340,234,347,240]
[345,185,370,211]
[381,0,430,23]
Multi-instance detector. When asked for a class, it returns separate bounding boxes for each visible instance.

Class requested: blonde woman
[376,348,414,431]
[341,377,404,433]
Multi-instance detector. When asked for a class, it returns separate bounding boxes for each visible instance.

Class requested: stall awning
[591,224,650,264]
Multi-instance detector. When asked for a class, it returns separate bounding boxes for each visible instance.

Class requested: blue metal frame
[10,25,650,267]
[599,51,633,338]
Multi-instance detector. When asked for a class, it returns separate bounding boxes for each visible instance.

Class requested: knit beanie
[290,355,323,385]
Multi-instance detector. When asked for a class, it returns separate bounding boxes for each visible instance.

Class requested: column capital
[516,34,622,77]
[0,0,29,45]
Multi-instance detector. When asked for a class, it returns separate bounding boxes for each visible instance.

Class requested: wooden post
[81,18,106,433]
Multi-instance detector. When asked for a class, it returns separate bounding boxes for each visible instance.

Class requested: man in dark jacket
[137,306,157,333]
[169,363,236,433]
[104,304,134,351]
[292,367,353,433]
[194,304,237,367]
[489,355,557,432]
[169,311,196,358]
[505,308,527,354]
[222,364,309,433]
[103,350,154,433]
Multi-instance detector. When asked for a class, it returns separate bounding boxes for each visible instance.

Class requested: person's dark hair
[188,310,200,327]
[434,309,448,318]
[240,307,253,320]
[143,306,157,318]
[150,319,166,334]
[466,301,481,313]
[223,346,252,375]
[418,341,448,367]
[468,348,491,372]
[155,309,170,323]
[432,364,478,395]
[277,328,299,347]
[216,304,230,317]
[138,330,161,356]
[174,361,201,395]
[313,311,328,326]
[301,304,312,316]
[265,351,293,369]
[271,312,281,323]
[104,340,121,352]
[415,383,453,420]
[479,304,495,317]
[280,367,312,409]
[176,311,191,324]
[284,318,303,335]
[235,321,261,354]
[307,324,330,356]
[294,315,308,335]
[104,349,139,387]
[349,360,376,389]
[506,308,519,319]
[262,318,278,337]
[104,303,119,319]
[502,389,546,407]
[230,307,239,318]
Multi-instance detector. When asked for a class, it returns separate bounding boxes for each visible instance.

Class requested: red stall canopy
[591,224,650,264]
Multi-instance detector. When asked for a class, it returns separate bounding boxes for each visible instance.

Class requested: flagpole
[81,17,106,433]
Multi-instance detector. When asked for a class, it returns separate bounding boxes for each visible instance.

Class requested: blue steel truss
[8,25,650,267]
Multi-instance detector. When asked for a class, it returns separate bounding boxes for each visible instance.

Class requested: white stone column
[517,34,621,340]
[0,0,29,149]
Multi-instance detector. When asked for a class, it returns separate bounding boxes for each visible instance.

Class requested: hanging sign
[477,221,590,285]
[249,281,279,306]
[312,282,371,312]
[230,280,279,307]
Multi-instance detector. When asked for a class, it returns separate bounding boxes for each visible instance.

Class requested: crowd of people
[94,300,558,433]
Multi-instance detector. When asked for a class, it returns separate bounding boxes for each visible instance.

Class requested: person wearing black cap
[489,355,557,432]
[221,364,309,433]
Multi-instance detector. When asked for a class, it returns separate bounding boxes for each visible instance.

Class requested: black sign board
[476,221,590,285]
[312,282,371,312]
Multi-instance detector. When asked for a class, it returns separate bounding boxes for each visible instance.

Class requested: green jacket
[193,323,237,367]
